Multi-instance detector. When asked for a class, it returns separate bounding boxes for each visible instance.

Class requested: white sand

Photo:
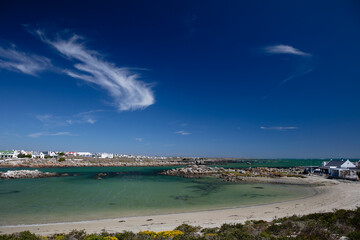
[1,176,359,235]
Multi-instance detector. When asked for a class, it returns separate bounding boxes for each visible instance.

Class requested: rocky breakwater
[161,165,229,178]
[162,165,307,183]
[0,170,58,179]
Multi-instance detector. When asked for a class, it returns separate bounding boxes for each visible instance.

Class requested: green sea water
[0,166,315,226]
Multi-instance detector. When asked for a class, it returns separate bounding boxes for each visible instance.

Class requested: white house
[98,153,114,158]
[32,151,45,159]
[0,150,20,159]
[42,151,57,158]
[320,159,357,179]
[77,152,93,157]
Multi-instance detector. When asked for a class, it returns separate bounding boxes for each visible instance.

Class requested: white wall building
[32,152,45,159]
[77,152,93,157]
[0,150,20,159]
[99,153,114,158]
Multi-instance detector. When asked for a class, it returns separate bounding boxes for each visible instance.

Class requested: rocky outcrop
[162,165,306,182]
[161,165,229,178]
[0,170,58,179]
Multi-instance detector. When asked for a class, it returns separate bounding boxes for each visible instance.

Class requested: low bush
[2,208,360,240]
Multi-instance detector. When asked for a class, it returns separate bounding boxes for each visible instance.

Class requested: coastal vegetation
[1,208,359,240]
[16,154,32,158]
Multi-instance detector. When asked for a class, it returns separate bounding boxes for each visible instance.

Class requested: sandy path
[0,176,359,235]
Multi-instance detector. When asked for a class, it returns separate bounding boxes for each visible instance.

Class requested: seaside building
[66,152,77,156]
[76,152,93,157]
[32,151,45,159]
[41,151,57,158]
[0,150,20,159]
[97,153,114,158]
[320,160,358,180]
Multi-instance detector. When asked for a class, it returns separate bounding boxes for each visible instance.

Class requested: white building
[98,153,114,158]
[32,151,45,159]
[42,151,57,158]
[77,152,93,157]
[320,159,357,179]
[0,150,20,159]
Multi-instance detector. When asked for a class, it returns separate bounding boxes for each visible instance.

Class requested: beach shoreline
[1,175,359,235]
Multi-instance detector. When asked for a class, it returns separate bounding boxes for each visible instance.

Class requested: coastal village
[0,149,169,160]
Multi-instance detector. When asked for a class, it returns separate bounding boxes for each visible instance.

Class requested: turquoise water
[0,166,315,225]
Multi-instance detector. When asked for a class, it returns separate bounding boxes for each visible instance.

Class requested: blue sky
[0,0,359,158]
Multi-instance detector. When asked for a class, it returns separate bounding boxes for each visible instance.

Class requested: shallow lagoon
[0,167,315,225]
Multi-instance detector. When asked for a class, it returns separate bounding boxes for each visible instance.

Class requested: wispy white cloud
[262,44,314,99]
[86,118,96,124]
[36,111,99,127]
[35,30,155,111]
[135,137,143,142]
[175,130,191,135]
[28,131,76,138]
[260,126,298,131]
[74,109,106,117]
[0,42,51,76]
[263,44,311,57]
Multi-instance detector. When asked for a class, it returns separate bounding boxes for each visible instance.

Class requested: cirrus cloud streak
[0,43,51,76]
[263,44,311,57]
[28,131,77,138]
[35,30,155,111]
[260,126,298,131]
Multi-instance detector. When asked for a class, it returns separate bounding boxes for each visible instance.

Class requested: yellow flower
[104,236,118,240]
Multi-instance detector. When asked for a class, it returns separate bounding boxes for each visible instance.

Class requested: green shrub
[2,231,40,240]
[58,158,66,162]
[85,235,104,240]
[347,231,360,240]
[114,231,136,240]
[65,230,87,240]
[175,224,201,234]
[201,227,219,234]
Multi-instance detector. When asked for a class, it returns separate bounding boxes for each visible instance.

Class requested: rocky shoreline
[0,170,59,179]
[0,157,251,168]
[161,165,307,183]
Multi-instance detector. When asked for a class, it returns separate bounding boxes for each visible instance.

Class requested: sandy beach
[0,176,359,235]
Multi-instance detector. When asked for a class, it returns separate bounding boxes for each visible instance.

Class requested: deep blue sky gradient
[0,0,359,157]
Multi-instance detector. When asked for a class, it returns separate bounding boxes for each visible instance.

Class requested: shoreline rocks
[0,170,58,179]
[161,165,307,182]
